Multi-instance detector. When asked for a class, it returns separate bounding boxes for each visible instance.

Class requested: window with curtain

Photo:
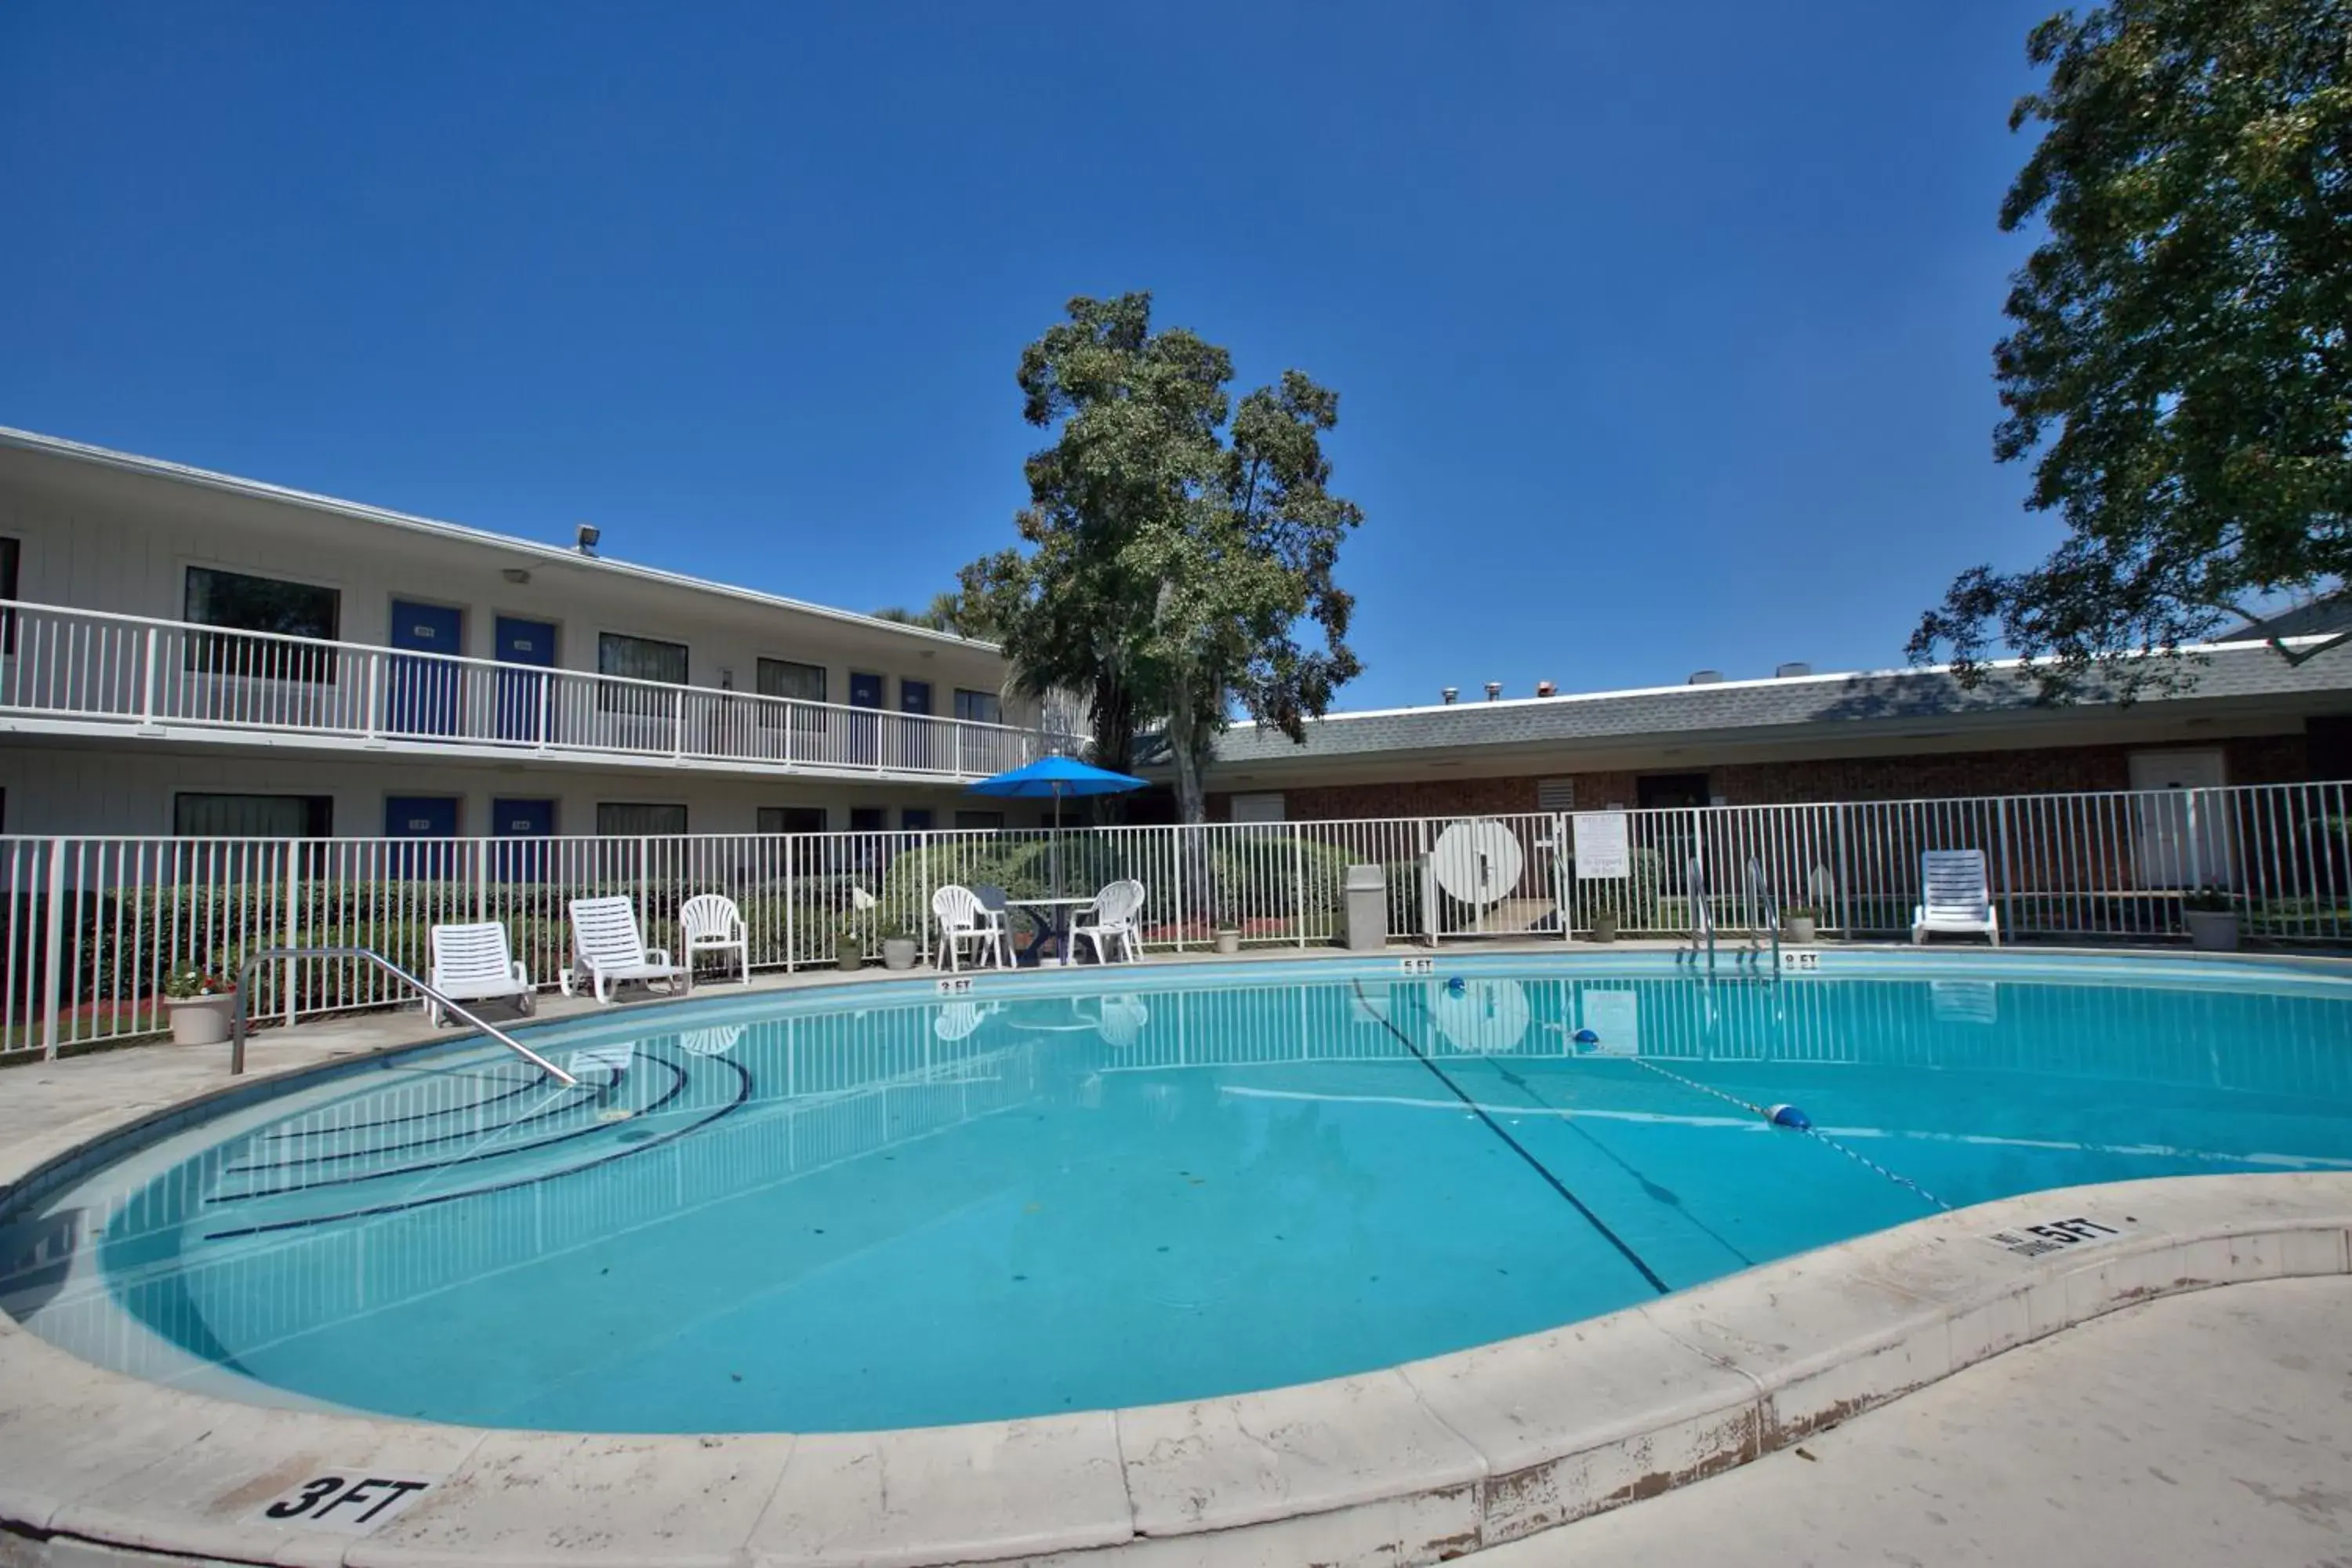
[756,658,827,728]
[597,632,688,714]
[184,566,341,683]
[595,802,688,836]
[953,688,1003,725]
[173,793,334,837]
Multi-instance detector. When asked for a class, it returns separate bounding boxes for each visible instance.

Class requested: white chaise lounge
[426,921,534,1025]
[561,895,689,1002]
[1911,849,2001,946]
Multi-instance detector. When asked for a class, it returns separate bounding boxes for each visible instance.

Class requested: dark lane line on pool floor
[1350,979,1671,1296]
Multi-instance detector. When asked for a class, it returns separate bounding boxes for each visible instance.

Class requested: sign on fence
[1571,812,1632,879]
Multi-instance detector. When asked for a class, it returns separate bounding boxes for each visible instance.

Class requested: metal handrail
[231,946,579,1086]
[1685,858,1715,971]
[1746,856,1781,973]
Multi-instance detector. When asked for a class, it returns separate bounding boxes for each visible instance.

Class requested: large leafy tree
[1911,0,2352,695]
[967,292,1362,822]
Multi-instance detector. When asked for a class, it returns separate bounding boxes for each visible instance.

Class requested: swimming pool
[6,953,2350,1435]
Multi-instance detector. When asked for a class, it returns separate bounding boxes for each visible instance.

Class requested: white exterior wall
[0,441,1025,728]
[0,746,1058,838]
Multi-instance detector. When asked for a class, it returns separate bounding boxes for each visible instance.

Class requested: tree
[968,293,1363,821]
[1911,0,2352,697]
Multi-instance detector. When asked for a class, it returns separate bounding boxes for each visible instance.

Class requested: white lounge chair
[1072,879,1145,964]
[561,895,689,1002]
[426,921,533,1025]
[932,884,1009,971]
[1912,850,2001,946]
[679,893,751,985]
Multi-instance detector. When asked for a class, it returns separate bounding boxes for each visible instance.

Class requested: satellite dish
[1428,821,1524,907]
[1431,978,1531,1054]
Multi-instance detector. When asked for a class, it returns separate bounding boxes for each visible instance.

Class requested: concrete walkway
[1479,1276,2352,1568]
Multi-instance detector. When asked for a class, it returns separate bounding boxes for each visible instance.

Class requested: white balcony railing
[0,601,1057,779]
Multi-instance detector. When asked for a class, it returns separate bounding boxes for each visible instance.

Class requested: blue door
[492,796,556,880]
[384,794,461,880]
[899,679,933,770]
[848,671,884,765]
[387,601,463,736]
[495,617,558,743]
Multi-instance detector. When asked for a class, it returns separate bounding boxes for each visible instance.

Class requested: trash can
[1341,864,1388,952]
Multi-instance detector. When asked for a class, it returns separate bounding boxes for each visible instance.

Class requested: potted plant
[1783,905,1819,945]
[2182,887,2239,952]
[1587,909,1620,943]
[879,916,920,972]
[163,964,236,1045]
[834,909,868,972]
[1213,927,1241,956]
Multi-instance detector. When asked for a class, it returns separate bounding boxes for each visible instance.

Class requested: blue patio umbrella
[967,755,1148,898]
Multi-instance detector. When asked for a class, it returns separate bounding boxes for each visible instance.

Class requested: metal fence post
[1995,796,2016,938]
[1293,828,1308,948]
[476,837,491,923]
[281,840,299,1026]
[39,840,64,1059]
[1833,804,1852,934]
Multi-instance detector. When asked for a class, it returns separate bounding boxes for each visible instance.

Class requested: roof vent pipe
[1775,662,1813,679]
[1687,670,1724,685]
[1535,680,1557,697]
[1484,681,1503,701]
[1441,687,1459,705]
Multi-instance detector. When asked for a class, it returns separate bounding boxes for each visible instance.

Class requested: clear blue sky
[1,0,2061,707]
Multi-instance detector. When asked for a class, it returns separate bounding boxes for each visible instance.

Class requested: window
[596,802,688,836]
[757,806,826,834]
[756,658,827,728]
[174,793,333,837]
[184,566,341,683]
[848,807,887,833]
[0,535,17,656]
[954,809,1005,831]
[1231,792,1287,824]
[597,632,688,714]
[902,808,934,831]
[953,688,1002,725]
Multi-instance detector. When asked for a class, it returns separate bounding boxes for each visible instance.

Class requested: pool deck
[3,945,2350,1567]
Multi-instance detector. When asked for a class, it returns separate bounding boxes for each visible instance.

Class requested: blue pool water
[5,956,2351,1433]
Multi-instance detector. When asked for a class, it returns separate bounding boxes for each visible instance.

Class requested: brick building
[1175,640,2352,823]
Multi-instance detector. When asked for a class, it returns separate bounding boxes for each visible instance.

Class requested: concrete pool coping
[3,949,2350,1566]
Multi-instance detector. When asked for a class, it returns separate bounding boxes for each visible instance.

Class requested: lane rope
[1619,1054,1951,1211]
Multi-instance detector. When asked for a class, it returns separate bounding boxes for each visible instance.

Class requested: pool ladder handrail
[1745,856,1781,974]
[230,946,579,1087]
[1684,858,1716,971]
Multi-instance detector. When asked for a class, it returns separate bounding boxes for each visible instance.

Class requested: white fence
[4,779,2347,1060]
[0,600,1054,779]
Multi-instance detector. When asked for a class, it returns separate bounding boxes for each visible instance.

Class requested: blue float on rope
[1572,1027,1600,1044]
[1768,1104,1812,1130]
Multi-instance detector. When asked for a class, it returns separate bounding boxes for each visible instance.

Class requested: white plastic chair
[426,922,532,1025]
[1072,879,1146,964]
[560,895,688,1002]
[1091,993,1149,1047]
[932,884,1009,971]
[681,1024,746,1056]
[679,894,751,985]
[1912,850,2001,946]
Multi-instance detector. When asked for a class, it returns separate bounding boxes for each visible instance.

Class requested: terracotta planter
[1214,930,1241,956]
[2184,909,2240,952]
[881,938,918,971]
[1784,915,1817,945]
[166,995,234,1046]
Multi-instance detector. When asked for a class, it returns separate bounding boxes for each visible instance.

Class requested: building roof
[1201,637,2352,767]
[0,426,996,652]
